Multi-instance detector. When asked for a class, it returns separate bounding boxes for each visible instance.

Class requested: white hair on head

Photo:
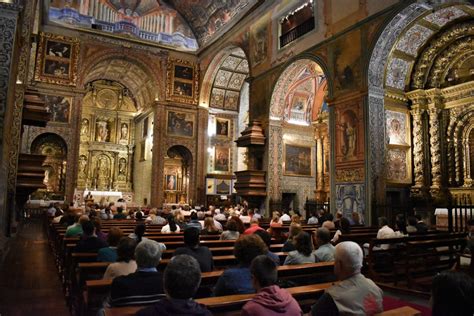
[335,241,363,273]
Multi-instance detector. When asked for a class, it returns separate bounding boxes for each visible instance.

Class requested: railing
[280,17,315,48]
[447,204,474,232]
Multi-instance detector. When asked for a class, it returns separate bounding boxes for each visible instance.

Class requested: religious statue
[167,175,176,190]
[81,119,89,137]
[342,122,356,159]
[119,158,127,175]
[96,121,109,142]
[120,123,128,140]
[79,155,87,177]
[96,157,110,189]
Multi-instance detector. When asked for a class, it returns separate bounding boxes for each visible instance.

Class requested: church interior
[0,0,473,315]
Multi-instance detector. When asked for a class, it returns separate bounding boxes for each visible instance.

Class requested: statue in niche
[79,155,87,178]
[119,158,127,175]
[120,123,128,140]
[96,121,109,142]
[96,156,110,189]
[81,119,89,138]
[342,121,356,159]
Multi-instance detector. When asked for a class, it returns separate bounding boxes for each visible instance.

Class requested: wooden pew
[84,262,335,314]
[377,306,421,316]
[103,282,335,316]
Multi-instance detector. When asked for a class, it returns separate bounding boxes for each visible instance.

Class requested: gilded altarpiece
[77,80,136,192]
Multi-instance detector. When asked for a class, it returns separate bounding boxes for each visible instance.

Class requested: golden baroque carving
[411,22,474,89]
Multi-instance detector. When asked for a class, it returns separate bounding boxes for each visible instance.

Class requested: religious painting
[284,144,312,177]
[95,121,110,142]
[386,109,409,145]
[335,101,364,164]
[167,58,199,105]
[35,33,79,86]
[335,183,365,219]
[119,123,129,142]
[215,147,230,172]
[165,174,177,191]
[216,179,231,195]
[330,29,361,95]
[166,110,195,138]
[216,118,230,138]
[387,148,411,184]
[250,13,270,67]
[42,95,72,123]
[206,178,216,195]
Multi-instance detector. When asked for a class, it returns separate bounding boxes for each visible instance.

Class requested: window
[279,1,315,48]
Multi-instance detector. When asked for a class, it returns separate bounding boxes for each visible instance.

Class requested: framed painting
[34,33,79,86]
[215,147,230,172]
[166,58,199,105]
[166,110,195,138]
[284,144,312,177]
[206,178,216,195]
[216,179,231,195]
[216,118,230,138]
[165,174,177,191]
[42,95,72,123]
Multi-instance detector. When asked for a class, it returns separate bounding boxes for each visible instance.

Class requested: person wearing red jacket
[242,255,302,316]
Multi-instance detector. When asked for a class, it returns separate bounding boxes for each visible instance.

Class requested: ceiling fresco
[162,0,258,46]
[48,0,260,50]
[48,0,198,51]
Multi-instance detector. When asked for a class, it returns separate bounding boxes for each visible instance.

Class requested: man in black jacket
[137,255,211,316]
[110,239,165,306]
[173,227,214,272]
[74,220,107,253]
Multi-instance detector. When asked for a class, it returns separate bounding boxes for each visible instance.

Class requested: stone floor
[0,218,69,316]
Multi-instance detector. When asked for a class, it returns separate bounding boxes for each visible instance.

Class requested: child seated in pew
[214,234,268,296]
[242,255,301,316]
[136,255,212,316]
[103,237,137,280]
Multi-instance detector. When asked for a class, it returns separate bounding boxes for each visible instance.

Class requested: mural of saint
[167,175,176,190]
[96,121,109,142]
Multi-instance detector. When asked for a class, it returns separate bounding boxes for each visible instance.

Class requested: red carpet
[383,296,432,316]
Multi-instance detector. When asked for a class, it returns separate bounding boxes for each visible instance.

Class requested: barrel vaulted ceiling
[47,0,260,51]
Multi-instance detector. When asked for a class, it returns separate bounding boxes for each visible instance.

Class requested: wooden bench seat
[103,282,335,316]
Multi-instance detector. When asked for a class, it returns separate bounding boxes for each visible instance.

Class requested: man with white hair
[311,241,383,315]
[214,208,226,221]
[110,239,166,306]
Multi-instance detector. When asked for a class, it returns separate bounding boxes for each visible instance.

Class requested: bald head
[334,241,363,280]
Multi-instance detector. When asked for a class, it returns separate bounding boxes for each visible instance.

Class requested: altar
[434,208,473,231]
[74,189,123,205]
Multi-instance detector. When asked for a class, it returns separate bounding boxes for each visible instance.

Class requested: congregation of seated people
[48,202,474,316]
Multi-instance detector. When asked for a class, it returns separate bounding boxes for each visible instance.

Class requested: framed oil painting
[214,147,230,172]
[166,110,195,138]
[284,144,312,177]
[206,178,216,195]
[216,179,231,195]
[216,118,230,137]
[42,95,72,123]
[165,174,177,191]
[34,33,79,86]
[166,58,199,105]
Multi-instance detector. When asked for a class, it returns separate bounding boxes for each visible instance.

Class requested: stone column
[195,107,209,205]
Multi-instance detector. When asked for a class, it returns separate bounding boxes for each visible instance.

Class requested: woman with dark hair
[161,214,180,233]
[230,215,245,234]
[92,218,108,242]
[395,213,407,235]
[214,235,267,296]
[103,237,138,279]
[331,217,351,244]
[282,224,302,252]
[98,227,123,262]
[129,224,147,243]
[431,271,474,316]
[220,219,240,240]
[283,231,316,265]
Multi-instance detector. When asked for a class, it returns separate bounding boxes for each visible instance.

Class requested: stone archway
[267,57,331,214]
[367,1,473,211]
